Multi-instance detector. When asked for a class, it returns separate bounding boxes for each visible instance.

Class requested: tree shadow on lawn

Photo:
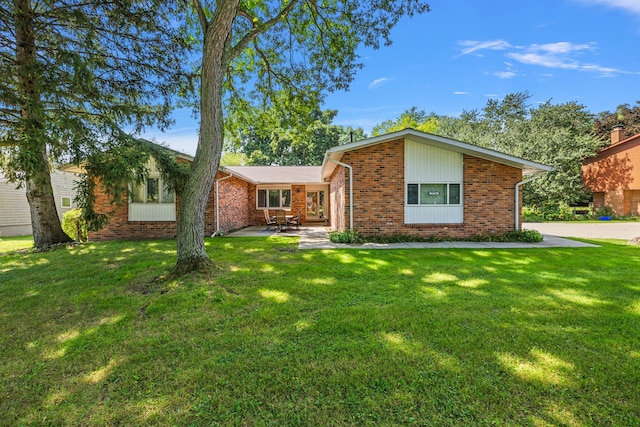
[2,238,639,425]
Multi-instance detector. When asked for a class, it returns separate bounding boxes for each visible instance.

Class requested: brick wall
[247,183,308,227]
[207,173,250,234]
[460,155,519,236]
[329,139,522,238]
[582,135,640,216]
[88,179,179,241]
[625,190,640,216]
[341,139,405,234]
[89,171,251,241]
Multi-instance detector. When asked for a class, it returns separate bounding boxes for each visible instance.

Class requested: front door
[306,190,325,221]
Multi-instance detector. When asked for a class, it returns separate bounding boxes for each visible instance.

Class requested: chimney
[611,124,625,145]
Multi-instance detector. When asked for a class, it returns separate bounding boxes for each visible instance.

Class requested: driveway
[524,222,640,240]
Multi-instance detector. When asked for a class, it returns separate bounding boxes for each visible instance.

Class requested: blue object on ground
[599,216,611,220]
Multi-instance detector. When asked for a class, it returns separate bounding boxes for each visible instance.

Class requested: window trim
[406,182,462,206]
[256,186,292,210]
[61,197,72,208]
[129,177,175,205]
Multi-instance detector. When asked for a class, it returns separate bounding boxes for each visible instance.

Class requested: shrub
[62,209,88,242]
[594,205,615,219]
[522,206,544,222]
[329,229,361,244]
[469,229,543,243]
[502,229,544,242]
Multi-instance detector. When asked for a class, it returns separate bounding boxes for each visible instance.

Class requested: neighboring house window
[130,178,174,204]
[257,188,291,209]
[406,183,461,205]
[61,197,72,208]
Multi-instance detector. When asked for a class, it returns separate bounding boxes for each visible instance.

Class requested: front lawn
[1,237,639,425]
[0,235,33,254]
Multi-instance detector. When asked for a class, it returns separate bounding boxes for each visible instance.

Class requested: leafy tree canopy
[225,107,365,166]
[371,107,438,136]
[593,101,640,141]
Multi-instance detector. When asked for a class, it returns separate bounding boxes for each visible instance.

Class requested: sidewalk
[227,226,598,250]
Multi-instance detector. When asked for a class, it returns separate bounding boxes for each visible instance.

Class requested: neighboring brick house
[582,126,640,216]
[65,129,552,240]
[323,129,552,238]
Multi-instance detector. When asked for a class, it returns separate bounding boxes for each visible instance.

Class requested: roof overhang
[221,165,325,185]
[321,128,553,179]
[58,139,194,175]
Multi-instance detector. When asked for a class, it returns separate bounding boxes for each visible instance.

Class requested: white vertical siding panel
[129,204,176,221]
[404,139,464,224]
[405,139,463,182]
[405,206,463,224]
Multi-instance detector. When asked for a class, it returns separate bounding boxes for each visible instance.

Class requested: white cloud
[528,42,594,54]
[456,39,511,57]
[494,71,518,79]
[368,77,394,89]
[453,91,470,95]
[577,0,640,15]
[507,52,579,70]
[458,39,631,77]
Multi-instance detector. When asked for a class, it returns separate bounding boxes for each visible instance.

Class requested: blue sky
[145,0,640,155]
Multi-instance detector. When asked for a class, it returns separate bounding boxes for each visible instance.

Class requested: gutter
[329,159,353,230]
[213,173,234,236]
[514,174,545,231]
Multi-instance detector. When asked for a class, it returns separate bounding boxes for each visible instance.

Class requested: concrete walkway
[226,226,598,250]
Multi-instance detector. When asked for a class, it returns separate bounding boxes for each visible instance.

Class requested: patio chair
[286,208,301,230]
[263,210,277,230]
[275,210,288,232]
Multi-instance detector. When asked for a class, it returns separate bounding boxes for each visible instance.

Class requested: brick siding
[247,183,308,227]
[89,171,251,241]
[87,179,179,241]
[582,134,640,216]
[328,138,521,238]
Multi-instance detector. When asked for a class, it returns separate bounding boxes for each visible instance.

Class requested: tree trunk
[26,148,72,247]
[174,0,239,274]
[15,0,71,248]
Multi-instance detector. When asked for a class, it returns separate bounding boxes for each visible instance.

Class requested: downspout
[213,173,233,236]
[329,159,353,230]
[514,174,544,231]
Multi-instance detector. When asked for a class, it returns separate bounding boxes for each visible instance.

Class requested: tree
[227,107,364,166]
[0,0,186,248]
[511,101,605,206]
[174,0,431,273]
[593,102,640,141]
[371,106,438,136]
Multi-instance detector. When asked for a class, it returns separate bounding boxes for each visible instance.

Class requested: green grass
[1,236,639,426]
[0,235,33,254]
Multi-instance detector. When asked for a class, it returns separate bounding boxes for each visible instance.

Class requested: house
[70,129,552,241]
[582,126,640,216]
[0,170,79,237]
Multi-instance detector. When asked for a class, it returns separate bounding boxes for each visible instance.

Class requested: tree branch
[192,0,209,33]
[226,0,300,62]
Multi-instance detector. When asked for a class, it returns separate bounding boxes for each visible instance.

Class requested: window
[407,183,461,205]
[257,188,291,209]
[61,197,72,208]
[130,177,175,204]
